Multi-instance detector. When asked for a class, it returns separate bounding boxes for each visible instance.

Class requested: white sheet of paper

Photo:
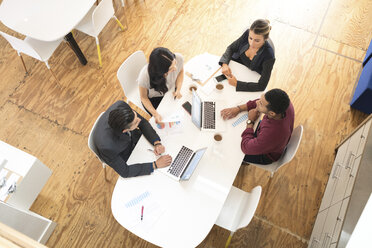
[122,191,165,233]
[229,60,261,83]
[201,78,217,95]
[185,53,220,83]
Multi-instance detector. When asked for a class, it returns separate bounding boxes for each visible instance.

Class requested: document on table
[0,169,20,202]
[155,110,184,137]
[228,60,261,83]
[123,191,165,233]
[185,53,220,84]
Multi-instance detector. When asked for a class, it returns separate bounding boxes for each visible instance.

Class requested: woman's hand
[154,112,163,124]
[173,91,182,99]
[226,74,237,87]
[222,63,232,77]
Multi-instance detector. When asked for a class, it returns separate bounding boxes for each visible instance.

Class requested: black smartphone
[182,101,192,115]
[215,74,227,82]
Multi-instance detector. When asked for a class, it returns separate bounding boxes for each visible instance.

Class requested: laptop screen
[191,90,202,129]
[181,147,207,180]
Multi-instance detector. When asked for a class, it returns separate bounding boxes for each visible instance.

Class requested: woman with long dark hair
[220,19,275,92]
[138,47,184,123]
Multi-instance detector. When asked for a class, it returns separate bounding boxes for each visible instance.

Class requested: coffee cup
[215,83,224,92]
[212,133,223,155]
[214,133,222,142]
[189,84,197,93]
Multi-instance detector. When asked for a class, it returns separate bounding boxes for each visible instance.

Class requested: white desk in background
[0,0,95,65]
[111,54,262,248]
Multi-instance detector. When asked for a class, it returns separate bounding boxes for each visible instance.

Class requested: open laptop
[158,146,207,181]
[191,90,226,132]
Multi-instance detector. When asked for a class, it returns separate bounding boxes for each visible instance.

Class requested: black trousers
[243,154,273,165]
[142,96,164,116]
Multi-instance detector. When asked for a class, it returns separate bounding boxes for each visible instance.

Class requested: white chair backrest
[117,51,147,109]
[88,112,105,162]
[277,125,303,167]
[236,186,262,230]
[267,37,275,54]
[0,31,42,60]
[92,0,115,36]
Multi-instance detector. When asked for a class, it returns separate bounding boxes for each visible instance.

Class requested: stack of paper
[123,191,165,233]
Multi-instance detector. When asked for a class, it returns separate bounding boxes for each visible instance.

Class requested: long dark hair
[148,47,175,94]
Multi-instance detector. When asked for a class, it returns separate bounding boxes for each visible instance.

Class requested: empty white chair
[75,0,126,67]
[0,31,63,81]
[216,186,262,248]
[250,125,303,177]
[117,50,147,112]
[88,112,108,181]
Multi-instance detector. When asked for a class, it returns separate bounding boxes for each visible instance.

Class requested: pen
[141,205,144,221]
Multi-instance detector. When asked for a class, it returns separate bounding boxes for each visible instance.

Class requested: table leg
[64,32,87,65]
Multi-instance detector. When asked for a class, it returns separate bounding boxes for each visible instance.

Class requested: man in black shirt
[92,101,172,178]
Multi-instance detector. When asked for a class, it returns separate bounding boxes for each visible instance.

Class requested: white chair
[117,50,147,112]
[267,37,275,54]
[75,0,126,67]
[215,186,262,248]
[0,31,63,81]
[250,125,303,178]
[88,112,108,181]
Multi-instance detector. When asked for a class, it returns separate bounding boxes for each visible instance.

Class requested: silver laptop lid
[191,90,202,129]
[180,147,207,180]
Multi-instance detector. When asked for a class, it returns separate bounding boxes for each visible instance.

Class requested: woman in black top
[219,19,275,92]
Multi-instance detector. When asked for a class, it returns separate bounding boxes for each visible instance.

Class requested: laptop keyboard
[203,101,216,129]
[168,146,194,177]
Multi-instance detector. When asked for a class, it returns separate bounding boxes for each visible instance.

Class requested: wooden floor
[0,0,371,247]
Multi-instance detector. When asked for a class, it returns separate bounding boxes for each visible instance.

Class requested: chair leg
[121,0,124,7]
[18,54,28,74]
[225,232,234,248]
[45,61,61,84]
[49,69,59,82]
[95,37,103,67]
[114,15,126,31]
[70,30,75,39]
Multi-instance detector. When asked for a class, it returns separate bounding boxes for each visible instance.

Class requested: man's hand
[221,107,240,120]
[226,74,237,87]
[248,108,260,122]
[154,143,165,156]
[156,155,172,168]
[221,64,232,77]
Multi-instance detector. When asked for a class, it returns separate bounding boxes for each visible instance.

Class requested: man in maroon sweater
[221,88,294,164]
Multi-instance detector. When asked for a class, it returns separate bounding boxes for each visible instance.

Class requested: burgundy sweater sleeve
[241,123,279,155]
[246,99,258,110]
